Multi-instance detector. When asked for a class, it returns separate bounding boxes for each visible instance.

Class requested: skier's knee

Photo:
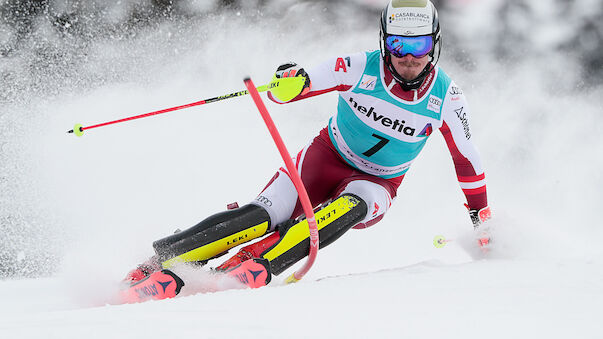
[339,180,392,229]
[251,169,299,230]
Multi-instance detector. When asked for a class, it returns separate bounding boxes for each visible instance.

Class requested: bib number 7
[362,134,389,157]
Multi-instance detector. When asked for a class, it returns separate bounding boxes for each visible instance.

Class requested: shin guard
[261,194,367,275]
[153,204,271,268]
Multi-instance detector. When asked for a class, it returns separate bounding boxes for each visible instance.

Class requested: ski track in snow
[1,2,603,338]
[2,259,602,339]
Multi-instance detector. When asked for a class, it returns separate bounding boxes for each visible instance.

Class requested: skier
[124,0,491,295]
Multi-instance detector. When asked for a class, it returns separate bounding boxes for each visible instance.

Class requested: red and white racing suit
[252,51,488,230]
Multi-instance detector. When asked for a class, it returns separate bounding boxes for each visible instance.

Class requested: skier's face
[390,54,429,82]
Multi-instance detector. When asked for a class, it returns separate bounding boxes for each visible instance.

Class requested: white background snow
[1,0,602,338]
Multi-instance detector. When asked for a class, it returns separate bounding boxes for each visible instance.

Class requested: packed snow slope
[1,1,602,338]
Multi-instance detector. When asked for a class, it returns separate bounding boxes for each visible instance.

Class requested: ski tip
[223,258,272,288]
[243,76,251,82]
[433,235,449,248]
[119,269,184,304]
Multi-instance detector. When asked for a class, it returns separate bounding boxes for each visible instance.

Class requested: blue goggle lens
[385,35,434,58]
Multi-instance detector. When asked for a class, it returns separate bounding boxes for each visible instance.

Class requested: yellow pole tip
[285,273,300,284]
[73,123,84,137]
[433,235,447,248]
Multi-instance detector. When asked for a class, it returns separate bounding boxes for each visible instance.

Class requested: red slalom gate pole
[243,77,319,283]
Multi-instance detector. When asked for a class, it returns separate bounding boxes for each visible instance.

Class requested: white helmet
[379,0,442,90]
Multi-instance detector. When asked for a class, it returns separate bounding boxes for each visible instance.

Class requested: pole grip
[243,77,319,283]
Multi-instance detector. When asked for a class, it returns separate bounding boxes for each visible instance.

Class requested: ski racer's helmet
[380,0,442,90]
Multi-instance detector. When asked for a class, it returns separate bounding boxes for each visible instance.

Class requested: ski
[120,269,184,303]
[119,258,271,304]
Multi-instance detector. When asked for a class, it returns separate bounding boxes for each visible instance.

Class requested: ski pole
[243,77,319,284]
[66,78,296,136]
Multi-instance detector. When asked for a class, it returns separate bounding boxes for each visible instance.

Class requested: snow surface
[1,1,603,338]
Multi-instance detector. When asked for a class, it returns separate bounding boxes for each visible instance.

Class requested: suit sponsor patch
[427,95,442,113]
[359,75,377,91]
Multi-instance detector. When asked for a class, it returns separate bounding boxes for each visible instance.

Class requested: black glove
[273,62,312,98]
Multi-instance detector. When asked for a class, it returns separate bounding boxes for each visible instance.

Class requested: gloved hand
[269,62,312,102]
[468,205,492,250]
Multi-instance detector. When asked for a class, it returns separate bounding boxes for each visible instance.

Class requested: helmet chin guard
[379,0,442,91]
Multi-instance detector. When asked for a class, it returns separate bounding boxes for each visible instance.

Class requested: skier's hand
[468,206,492,251]
[269,62,312,102]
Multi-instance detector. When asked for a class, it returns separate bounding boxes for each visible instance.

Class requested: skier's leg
[124,203,274,283]
[124,156,304,284]
[152,204,272,268]
[216,177,398,276]
[259,178,396,274]
[216,193,368,275]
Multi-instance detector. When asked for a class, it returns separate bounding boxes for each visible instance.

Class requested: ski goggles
[385,35,434,58]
